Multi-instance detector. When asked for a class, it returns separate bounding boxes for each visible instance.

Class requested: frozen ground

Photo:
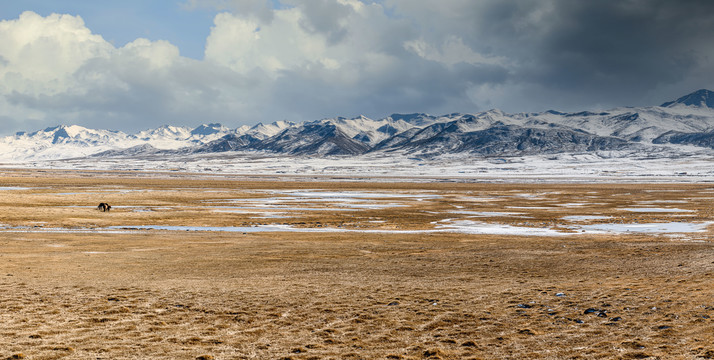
[1,184,711,238]
[2,220,710,236]
[4,149,714,182]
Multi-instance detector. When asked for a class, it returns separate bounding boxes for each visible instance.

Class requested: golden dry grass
[0,169,713,359]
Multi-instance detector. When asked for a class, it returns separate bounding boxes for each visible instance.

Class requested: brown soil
[0,169,713,359]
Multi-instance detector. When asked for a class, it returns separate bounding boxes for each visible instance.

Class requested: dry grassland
[0,169,714,359]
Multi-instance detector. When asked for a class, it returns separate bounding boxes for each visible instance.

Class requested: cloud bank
[1,0,713,134]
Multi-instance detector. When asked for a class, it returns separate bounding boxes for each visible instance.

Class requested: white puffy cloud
[0,11,259,132]
[203,1,404,79]
[0,11,112,95]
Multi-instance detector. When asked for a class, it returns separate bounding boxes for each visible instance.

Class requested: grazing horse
[97,202,112,212]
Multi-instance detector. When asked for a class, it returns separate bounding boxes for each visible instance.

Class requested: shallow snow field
[6,149,714,182]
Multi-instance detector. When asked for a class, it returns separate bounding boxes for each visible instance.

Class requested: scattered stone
[461,341,477,347]
[516,304,532,309]
[584,308,598,314]
[52,347,74,352]
[621,352,654,359]
[657,325,671,330]
[387,301,399,306]
[555,292,566,297]
[597,312,608,318]
[423,349,445,358]
[621,341,646,350]
[610,316,622,322]
[574,319,584,324]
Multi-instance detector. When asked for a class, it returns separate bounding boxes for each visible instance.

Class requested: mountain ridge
[1,89,713,162]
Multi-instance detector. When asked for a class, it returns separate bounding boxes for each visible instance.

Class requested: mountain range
[2,89,714,162]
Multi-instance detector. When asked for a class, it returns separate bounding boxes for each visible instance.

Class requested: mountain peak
[661,89,714,108]
[190,123,226,136]
[389,113,430,122]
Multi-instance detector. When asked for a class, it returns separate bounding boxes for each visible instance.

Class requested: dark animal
[98,202,111,212]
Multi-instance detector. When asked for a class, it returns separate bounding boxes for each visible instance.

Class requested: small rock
[597,312,608,318]
[657,325,671,330]
[423,349,444,358]
[584,308,598,314]
[555,292,566,297]
[461,340,477,347]
[516,304,532,309]
[610,317,622,322]
[387,301,399,306]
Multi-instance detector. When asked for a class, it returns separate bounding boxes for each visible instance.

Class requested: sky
[0,0,713,135]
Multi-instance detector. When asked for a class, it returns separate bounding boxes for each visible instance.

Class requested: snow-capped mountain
[0,123,235,161]
[1,89,714,163]
[16,125,128,145]
[240,120,295,139]
[661,89,714,108]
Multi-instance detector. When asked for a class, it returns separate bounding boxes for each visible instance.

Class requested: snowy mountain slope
[253,122,370,156]
[653,129,714,148]
[378,122,632,156]
[242,121,295,139]
[661,89,714,108]
[92,144,162,158]
[2,89,714,162]
[190,134,263,153]
[519,106,714,142]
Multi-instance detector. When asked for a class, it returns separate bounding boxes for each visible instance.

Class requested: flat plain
[1,169,714,359]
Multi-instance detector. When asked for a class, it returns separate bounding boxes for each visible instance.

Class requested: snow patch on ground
[571,222,710,234]
[562,215,612,221]
[621,207,695,213]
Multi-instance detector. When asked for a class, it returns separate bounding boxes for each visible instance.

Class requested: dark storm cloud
[467,0,714,109]
[271,58,509,121]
